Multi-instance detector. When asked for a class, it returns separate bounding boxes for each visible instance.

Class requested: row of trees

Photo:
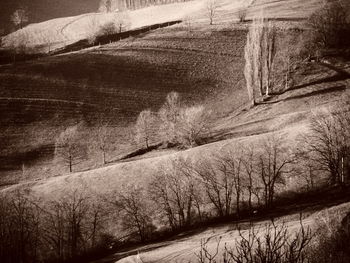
[300,102,350,186]
[244,17,277,105]
[110,98,350,241]
[53,92,209,173]
[0,190,107,263]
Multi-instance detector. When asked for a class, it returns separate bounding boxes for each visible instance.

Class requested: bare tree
[115,11,131,33]
[0,191,41,263]
[226,219,311,263]
[244,30,256,106]
[244,17,265,104]
[195,219,311,263]
[241,145,257,212]
[11,7,29,29]
[114,187,154,242]
[252,17,265,98]
[55,125,87,173]
[301,105,350,186]
[195,237,222,263]
[135,109,155,149]
[184,16,194,33]
[244,17,277,101]
[41,191,105,262]
[278,44,294,90]
[96,123,112,165]
[194,156,235,218]
[237,9,247,23]
[215,149,245,217]
[206,0,218,25]
[177,105,210,147]
[308,0,350,50]
[158,91,182,145]
[294,147,318,191]
[264,21,277,96]
[149,158,197,230]
[87,15,100,45]
[99,0,113,13]
[257,135,294,208]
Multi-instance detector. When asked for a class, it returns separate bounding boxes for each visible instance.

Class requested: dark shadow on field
[287,73,349,92]
[269,61,350,97]
[259,84,347,105]
[0,144,55,172]
[91,186,350,263]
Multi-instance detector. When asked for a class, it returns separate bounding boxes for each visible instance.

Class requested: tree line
[54,91,210,173]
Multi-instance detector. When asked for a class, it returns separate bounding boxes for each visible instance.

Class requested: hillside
[1,0,206,53]
[95,198,350,263]
[1,0,321,53]
[0,0,186,35]
[2,0,350,262]
[0,0,248,183]
[4,55,349,195]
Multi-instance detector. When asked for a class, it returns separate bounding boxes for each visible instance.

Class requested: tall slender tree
[244,17,277,102]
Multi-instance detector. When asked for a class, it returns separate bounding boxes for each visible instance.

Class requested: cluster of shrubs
[134,91,210,150]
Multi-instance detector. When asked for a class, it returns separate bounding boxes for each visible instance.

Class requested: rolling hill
[2,0,350,262]
[1,0,206,53]
[0,0,330,184]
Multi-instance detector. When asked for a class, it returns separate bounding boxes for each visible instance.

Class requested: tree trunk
[69,155,72,173]
[102,151,106,165]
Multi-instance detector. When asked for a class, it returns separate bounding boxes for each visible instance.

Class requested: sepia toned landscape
[0,0,350,262]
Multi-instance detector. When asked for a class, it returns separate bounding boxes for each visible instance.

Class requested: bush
[98,22,117,37]
[158,92,210,148]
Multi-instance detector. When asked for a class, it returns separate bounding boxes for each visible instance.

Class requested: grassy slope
[0,0,331,184]
[5,67,348,196]
[0,10,249,182]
